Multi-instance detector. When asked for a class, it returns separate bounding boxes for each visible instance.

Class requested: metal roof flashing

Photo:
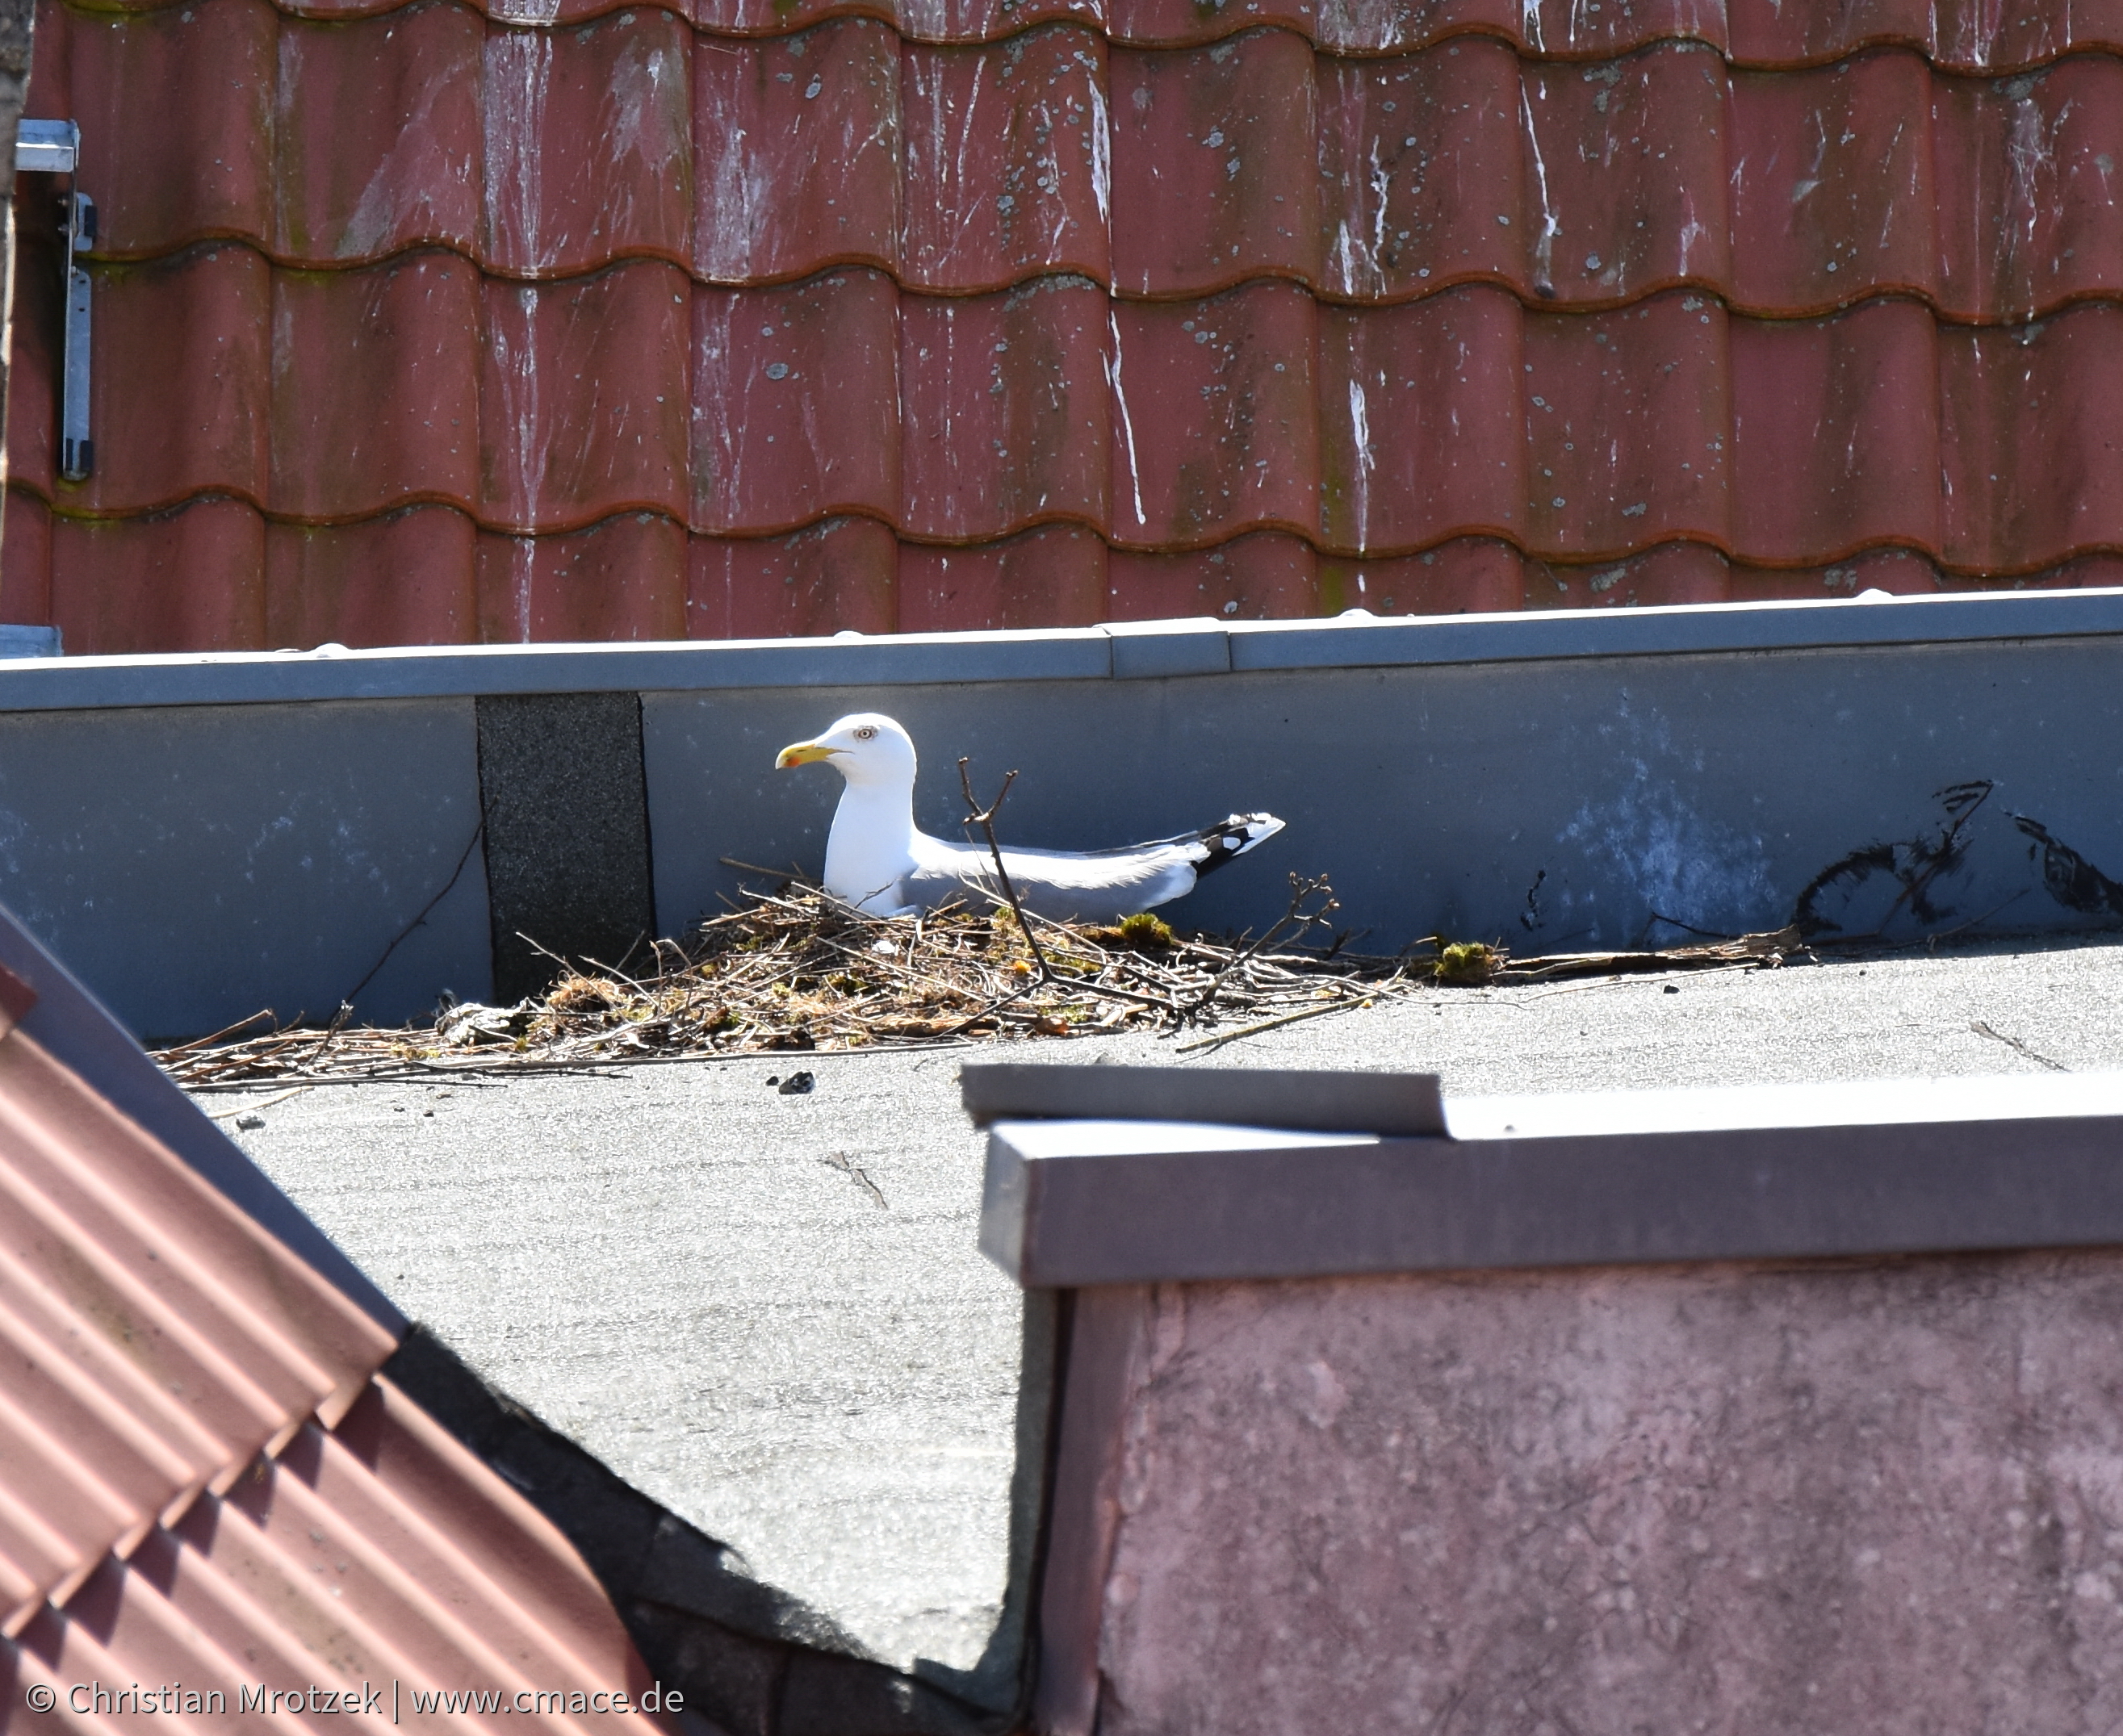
[978,1069,2123,1289]
[1,588,2120,712]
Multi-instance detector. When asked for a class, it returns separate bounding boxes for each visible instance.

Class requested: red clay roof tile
[696,20,905,282]
[900,278,1112,541]
[31,8,2123,316]
[13,488,2119,655]
[901,29,1112,291]
[28,0,2123,59]
[6,0,2121,647]
[693,267,904,532]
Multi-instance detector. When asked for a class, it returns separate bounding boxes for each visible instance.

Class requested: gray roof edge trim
[986,1110,2123,1288]
[0,902,408,1333]
[2,588,2121,713]
[0,633,1119,713]
[1230,588,2123,671]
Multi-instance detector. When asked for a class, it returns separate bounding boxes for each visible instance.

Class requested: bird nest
[157,874,1408,1089]
[156,872,1808,1092]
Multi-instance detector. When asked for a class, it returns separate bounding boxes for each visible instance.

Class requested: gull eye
[853,726,877,741]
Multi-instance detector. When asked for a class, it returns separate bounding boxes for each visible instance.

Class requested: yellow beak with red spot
[775,739,842,769]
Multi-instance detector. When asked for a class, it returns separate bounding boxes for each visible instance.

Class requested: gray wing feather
[904,814,1282,924]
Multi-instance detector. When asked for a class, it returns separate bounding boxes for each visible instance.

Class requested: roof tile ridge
[61,0,2123,67]
[74,228,2123,329]
[27,489,2123,583]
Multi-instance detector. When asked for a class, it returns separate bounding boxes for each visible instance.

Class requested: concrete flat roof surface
[214,932,2123,1683]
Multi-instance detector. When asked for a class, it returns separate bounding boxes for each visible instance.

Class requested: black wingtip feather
[1188,812,1286,879]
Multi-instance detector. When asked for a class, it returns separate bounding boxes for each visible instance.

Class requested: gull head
[773,713,917,790]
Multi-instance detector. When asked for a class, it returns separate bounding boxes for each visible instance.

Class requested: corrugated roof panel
[0,902,686,1731]
[8,1382,676,1734]
[0,1023,395,1633]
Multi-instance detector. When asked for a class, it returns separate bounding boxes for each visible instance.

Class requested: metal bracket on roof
[14,120,93,482]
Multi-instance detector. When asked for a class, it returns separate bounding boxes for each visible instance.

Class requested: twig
[203,1084,316,1119]
[580,954,657,998]
[157,1009,279,1059]
[1182,874,1340,1017]
[1174,993,1375,1054]
[956,758,1056,977]
[151,876,1820,1088]
[720,856,821,887]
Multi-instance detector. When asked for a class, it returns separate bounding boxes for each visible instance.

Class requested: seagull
[773,713,1285,922]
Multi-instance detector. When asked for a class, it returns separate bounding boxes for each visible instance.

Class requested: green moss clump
[1117,912,1176,951]
[1433,941,1497,986]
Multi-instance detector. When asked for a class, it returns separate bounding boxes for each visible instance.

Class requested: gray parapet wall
[1,590,2119,1040]
[966,1066,2123,1736]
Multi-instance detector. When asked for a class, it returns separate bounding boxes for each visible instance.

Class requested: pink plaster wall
[1084,1253,2123,1734]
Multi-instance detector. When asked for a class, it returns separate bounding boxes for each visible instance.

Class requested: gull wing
[904,815,1283,924]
